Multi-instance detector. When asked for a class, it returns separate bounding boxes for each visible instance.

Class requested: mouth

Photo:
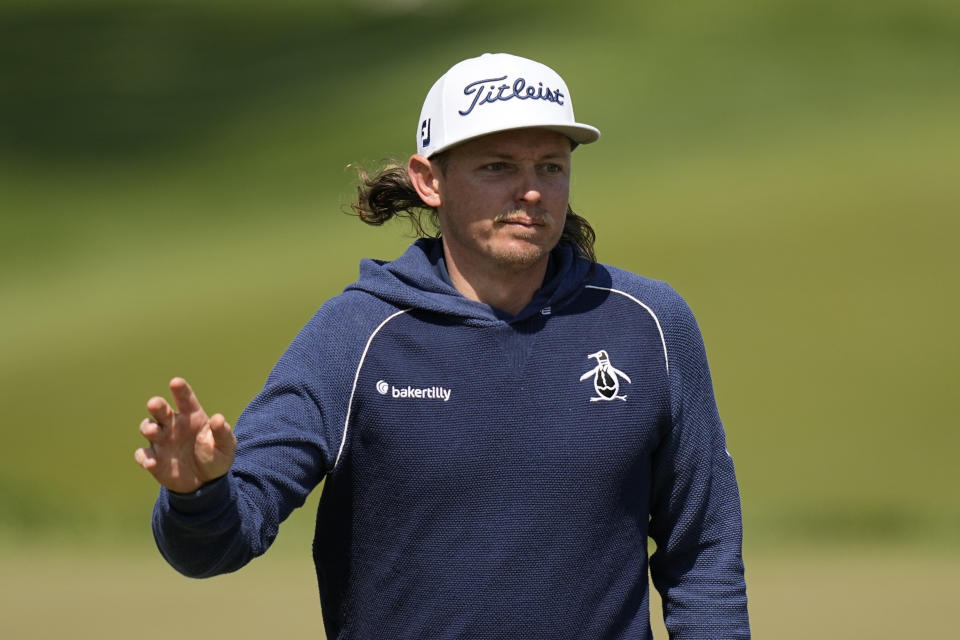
[494,212,546,228]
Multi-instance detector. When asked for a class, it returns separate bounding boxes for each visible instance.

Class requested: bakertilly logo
[376,379,452,402]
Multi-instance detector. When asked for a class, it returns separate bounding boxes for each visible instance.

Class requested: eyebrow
[479,150,570,161]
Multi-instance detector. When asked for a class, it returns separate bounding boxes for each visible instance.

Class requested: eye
[540,163,565,174]
[483,162,508,172]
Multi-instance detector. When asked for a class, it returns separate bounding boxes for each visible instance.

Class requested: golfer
[135,52,750,639]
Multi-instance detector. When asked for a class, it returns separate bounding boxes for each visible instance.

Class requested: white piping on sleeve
[585,285,670,375]
[333,308,410,470]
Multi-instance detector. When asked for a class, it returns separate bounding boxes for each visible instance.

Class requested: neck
[443,246,549,317]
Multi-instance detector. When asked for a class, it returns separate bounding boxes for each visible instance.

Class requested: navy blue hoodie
[153,238,749,639]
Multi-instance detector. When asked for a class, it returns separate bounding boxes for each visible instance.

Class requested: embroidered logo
[458,75,565,116]
[579,350,631,402]
[376,379,451,402]
[420,118,431,148]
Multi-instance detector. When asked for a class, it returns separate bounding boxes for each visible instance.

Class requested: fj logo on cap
[579,350,632,402]
[420,119,431,147]
[459,75,566,116]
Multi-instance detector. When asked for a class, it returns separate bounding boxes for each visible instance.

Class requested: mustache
[493,210,551,225]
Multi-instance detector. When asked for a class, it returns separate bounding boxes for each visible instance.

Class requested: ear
[407,154,443,208]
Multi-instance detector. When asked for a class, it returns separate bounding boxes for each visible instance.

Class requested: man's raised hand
[134,377,237,494]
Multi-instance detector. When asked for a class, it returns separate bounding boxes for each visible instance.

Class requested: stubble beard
[484,209,563,271]
[438,203,567,277]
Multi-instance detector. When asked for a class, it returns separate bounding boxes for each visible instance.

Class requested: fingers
[134,446,158,470]
[145,377,206,429]
[170,377,205,417]
[146,394,175,429]
[139,417,163,443]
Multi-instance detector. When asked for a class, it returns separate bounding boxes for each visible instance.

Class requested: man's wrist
[165,474,232,515]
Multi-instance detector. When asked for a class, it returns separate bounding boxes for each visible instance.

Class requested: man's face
[433,128,572,276]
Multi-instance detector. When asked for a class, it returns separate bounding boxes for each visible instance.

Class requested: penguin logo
[579,350,632,402]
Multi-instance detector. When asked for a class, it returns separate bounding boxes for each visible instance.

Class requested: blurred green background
[1,0,958,637]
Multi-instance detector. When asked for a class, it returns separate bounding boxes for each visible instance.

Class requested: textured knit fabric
[152,238,749,639]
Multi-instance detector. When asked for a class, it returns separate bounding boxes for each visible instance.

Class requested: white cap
[416,53,601,157]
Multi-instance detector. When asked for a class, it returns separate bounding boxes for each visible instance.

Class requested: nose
[515,168,542,205]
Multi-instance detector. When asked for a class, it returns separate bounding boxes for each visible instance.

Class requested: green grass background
[1,0,958,636]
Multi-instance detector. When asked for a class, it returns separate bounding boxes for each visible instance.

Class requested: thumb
[208,413,237,450]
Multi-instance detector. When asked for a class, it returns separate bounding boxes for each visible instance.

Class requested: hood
[345,238,593,325]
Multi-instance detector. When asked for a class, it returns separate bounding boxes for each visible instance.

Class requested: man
[135,53,750,639]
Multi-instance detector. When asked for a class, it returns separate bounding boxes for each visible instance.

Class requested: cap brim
[425,122,601,157]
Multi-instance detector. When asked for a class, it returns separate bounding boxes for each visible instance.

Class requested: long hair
[350,159,597,263]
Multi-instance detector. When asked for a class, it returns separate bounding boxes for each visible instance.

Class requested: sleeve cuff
[164,474,233,516]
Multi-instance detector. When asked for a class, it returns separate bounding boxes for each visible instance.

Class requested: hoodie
[152,238,749,639]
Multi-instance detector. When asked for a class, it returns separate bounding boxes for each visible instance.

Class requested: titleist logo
[459,75,565,116]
